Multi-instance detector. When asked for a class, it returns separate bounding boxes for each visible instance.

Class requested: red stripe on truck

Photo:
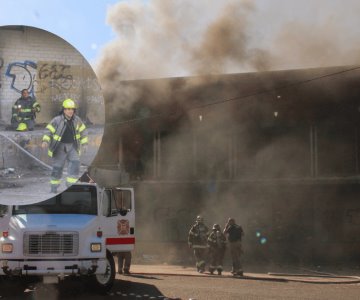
[106,237,135,245]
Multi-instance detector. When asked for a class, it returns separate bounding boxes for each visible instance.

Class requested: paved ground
[130,264,360,284]
[1,264,360,300]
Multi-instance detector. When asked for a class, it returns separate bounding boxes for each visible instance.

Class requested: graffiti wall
[5,60,37,96]
[0,59,103,125]
[0,26,104,125]
[35,61,103,123]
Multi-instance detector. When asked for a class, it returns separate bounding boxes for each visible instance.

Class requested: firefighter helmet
[16,122,27,131]
[213,223,220,230]
[196,215,203,223]
[62,98,76,109]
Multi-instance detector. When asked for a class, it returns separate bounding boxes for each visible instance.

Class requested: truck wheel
[91,250,115,294]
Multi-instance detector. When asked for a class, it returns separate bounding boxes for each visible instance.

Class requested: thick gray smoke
[97,0,266,79]
[97,0,360,78]
[94,0,360,265]
[96,0,360,112]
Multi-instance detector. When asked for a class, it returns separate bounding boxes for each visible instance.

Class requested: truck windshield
[12,185,97,215]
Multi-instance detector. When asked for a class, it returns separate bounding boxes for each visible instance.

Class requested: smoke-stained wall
[91,67,360,264]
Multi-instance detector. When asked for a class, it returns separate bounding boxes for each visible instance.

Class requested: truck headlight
[2,243,13,253]
[90,243,101,252]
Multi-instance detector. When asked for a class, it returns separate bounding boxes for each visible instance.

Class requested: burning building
[91,65,360,266]
[88,0,360,267]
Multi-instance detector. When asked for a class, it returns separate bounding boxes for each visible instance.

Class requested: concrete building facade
[92,66,360,266]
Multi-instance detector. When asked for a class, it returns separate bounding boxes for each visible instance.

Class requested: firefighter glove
[41,142,48,149]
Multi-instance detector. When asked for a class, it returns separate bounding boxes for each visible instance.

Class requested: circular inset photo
[0,25,104,204]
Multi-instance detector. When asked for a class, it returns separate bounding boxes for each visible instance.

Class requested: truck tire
[91,250,115,294]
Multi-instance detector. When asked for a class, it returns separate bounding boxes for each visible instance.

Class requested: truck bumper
[0,258,107,276]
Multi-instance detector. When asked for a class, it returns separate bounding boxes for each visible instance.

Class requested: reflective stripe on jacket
[12,97,41,120]
[188,223,209,246]
[42,114,88,157]
[207,230,227,248]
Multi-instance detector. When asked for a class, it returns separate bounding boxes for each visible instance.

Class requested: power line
[105,65,360,128]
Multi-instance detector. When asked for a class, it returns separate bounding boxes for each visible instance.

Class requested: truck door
[102,188,135,252]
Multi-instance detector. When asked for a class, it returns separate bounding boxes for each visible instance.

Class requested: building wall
[132,181,360,265]
[0,26,104,125]
[92,68,360,265]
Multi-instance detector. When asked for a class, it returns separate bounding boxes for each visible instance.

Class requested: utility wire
[105,65,360,128]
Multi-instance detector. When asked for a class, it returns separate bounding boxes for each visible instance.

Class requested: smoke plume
[94,0,360,265]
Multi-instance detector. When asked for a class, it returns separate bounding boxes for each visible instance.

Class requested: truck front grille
[24,232,79,256]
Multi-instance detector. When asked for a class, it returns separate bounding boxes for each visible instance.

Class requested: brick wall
[0,26,104,125]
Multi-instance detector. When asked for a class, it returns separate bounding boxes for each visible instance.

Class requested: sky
[0,0,119,64]
[1,1,360,77]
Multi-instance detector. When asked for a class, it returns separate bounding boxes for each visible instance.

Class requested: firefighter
[117,251,132,275]
[188,215,209,273]
[11,89,41,131]
[41,98,88,193]
[223,218,244,276]
[207,223,226,275]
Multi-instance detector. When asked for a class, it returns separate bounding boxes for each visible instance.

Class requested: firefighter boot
[237,270,243,276]
[50,185,58,193]
[198,261,205,273]
[124,269,130,275]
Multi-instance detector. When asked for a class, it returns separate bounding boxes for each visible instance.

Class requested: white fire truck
[0,182,135,293]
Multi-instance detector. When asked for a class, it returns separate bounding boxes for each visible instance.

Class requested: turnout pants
[209,246,225,273]
[229,241,243,273]
[11,119,35,131]
[193,246,207,272]
[117,252,132,273]
[50,142,80,190]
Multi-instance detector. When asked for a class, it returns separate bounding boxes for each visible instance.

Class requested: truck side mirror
[119,208,128,216]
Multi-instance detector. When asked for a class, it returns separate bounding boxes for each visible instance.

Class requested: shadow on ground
[0,276,164,299]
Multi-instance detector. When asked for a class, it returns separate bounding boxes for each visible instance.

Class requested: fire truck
[0,182,135,293]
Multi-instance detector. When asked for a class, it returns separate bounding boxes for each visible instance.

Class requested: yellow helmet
[62,98,76,109]
[16,122,28,131]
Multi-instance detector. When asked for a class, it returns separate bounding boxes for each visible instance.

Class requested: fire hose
[0,132,52,171]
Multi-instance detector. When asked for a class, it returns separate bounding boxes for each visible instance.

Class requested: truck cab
[0,182,135,293]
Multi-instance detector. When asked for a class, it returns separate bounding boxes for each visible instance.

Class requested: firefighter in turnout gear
[188,215,209,273]
[41,99,88,193]
[207,224,226,275]
[11,89,41,131]
[223,218,244,276]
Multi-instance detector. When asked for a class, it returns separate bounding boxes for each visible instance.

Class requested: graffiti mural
[5,60,37,96]
[0,59,103,124]
[36,61,102,103]
[37,63,73,93]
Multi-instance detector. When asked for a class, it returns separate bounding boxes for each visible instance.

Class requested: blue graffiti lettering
[5,60,37,96]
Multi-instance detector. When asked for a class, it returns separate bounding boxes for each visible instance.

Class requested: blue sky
[1,0,359,76]
[0,0,120,64]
